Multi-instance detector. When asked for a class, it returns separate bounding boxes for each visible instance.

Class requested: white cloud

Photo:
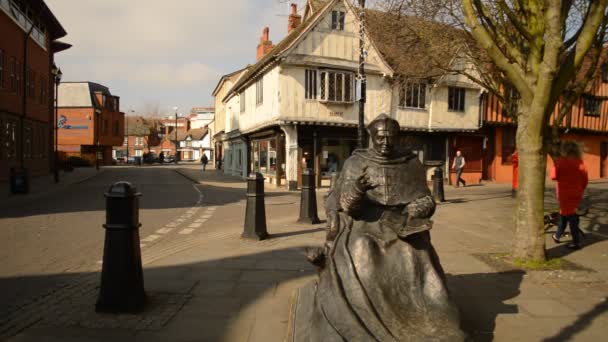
[46,0,308,110]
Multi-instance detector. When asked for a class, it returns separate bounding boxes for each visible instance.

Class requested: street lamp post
[173,107,178,164]
[127,110,134,163]
[357,0,367,149]
[52,65,62,183]
[95,108,101,171]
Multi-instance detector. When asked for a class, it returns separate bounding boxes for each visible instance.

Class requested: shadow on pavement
[2,246,528,342]
[0,168,295,219]
[544,185,608,258]
[448,271,524,342]
[270,227,326,239]
[542,299,608,342]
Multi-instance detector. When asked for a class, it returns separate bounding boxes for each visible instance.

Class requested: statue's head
[368,114,400,157]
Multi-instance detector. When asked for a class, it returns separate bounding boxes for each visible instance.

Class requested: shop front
[249,129,285,186]
[297,125,358,188]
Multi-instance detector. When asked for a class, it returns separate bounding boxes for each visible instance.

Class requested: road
[0,166,203,318]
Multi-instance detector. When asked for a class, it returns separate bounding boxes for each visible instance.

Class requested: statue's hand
[355,166,377,193]
[405,196,436,219]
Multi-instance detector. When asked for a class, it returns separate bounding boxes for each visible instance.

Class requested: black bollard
[242,173,268,240]
[9,167,29,194]
[96,181,146,313]
[432,167,445,202]
[298,168,321,224]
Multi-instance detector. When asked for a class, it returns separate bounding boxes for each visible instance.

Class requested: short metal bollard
[96,181,146,313]
[432,167,445,202]
[298,168,320,224]
[242,173,268,240]
[9,167,29,194]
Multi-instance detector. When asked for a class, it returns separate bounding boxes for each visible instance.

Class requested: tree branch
[462,0,532,101]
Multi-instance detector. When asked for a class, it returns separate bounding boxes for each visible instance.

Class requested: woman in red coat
[551,141,588,249]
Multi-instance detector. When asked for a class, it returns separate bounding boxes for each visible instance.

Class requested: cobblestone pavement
[3,169,608,341]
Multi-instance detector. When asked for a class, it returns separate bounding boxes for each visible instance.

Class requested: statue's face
[372,129,395,156]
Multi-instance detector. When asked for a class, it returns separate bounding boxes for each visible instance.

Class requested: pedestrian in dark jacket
[201,154,209,171]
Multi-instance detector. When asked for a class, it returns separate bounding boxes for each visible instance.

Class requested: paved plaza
[1,165,607,341]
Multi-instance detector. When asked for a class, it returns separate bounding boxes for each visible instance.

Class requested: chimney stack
[256,27,274,61]
[288,4,302,34]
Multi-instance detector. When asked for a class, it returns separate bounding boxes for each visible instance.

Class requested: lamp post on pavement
[95,108,101,171]
[357,0,367,149]
[52,65,62,183]
[173,106,179,164]
[127,109,134,163]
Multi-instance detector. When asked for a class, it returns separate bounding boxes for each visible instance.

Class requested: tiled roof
[175,127,208,141]
[365,9,467,79]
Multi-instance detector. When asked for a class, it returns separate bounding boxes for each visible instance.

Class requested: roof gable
[224,0,340,102]
[283,0,393,76]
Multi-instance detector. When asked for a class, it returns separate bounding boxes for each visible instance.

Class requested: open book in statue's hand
[397,217,433,238]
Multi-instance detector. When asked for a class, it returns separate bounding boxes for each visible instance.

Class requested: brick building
[114,116,161,161]
[57,82,124,165]
[0,0,70,182]
[452,56,608,184]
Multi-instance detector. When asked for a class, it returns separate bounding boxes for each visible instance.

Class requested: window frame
[305,69,317,100]
[255,78,263,106]
[239,92,245,113]
[319,70,354,103]
[0,49,4,89]
[583,95,602,117]
[398,81,427,109]
[331,10,345,31]
[9,56,16,92]
[448,86,466,112]
[501,83,520,117]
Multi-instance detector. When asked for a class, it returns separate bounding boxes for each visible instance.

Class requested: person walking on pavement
[201,153,209,171]
[452,150,466,187]
[159,151,165,165]
[551,141,588,249]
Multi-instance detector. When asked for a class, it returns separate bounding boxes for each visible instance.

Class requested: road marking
[179,228,194,235]
[195,218,207,223]
[200,214,212,219]
[188,222,202,228]
[207,207,217,211]
[142,235,160,242]
[166,222,179,227]
[156,228,173,234]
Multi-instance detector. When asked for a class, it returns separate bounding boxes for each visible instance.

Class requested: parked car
[164,155,175,163]
[143,152,158,164]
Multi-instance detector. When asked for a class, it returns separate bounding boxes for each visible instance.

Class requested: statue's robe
[310,150,465,342]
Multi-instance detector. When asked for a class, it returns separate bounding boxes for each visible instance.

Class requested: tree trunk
[513,115,547,261]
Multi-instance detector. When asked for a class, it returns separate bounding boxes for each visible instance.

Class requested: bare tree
[370,0,608,261]
[140,101,162,118]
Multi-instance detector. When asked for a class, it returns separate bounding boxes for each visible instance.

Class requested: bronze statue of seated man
[305,114,464,341]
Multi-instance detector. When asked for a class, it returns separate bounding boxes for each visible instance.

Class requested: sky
[46,0,308,116]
